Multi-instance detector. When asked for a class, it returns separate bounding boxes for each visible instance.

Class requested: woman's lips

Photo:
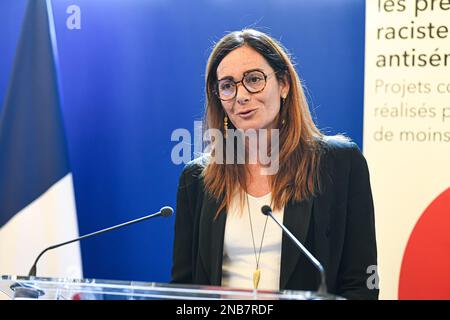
[237,109,257,119]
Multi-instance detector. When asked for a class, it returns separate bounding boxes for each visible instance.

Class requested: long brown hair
[202,29,325,217]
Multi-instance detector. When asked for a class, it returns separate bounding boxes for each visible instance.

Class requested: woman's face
[216,45,289,131]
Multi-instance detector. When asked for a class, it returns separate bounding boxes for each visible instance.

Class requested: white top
[221,192,284,291]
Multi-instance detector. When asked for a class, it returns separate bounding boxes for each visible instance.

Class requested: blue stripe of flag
[0,0,71,228]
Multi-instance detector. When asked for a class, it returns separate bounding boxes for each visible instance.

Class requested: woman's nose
[236,83,251,105]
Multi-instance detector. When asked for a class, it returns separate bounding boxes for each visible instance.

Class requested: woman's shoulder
[320,134,357,153]
[318,135,369,174]
[317,134,363,161]
[178,154,210,182]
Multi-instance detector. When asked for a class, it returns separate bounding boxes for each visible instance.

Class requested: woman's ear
[279,73,290,98]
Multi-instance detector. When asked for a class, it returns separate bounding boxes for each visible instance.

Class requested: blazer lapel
[198,193,226,286]
[279,198,314,290]
[209,206,227,285]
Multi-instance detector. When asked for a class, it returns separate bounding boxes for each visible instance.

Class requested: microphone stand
[261,205,328,296]
[11,206,173,299]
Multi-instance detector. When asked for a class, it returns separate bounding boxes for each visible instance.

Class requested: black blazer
[171,137,378,300]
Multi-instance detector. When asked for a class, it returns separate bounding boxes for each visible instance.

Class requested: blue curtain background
[0,0,365,282]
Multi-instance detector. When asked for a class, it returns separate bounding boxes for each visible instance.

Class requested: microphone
[261,205,327,295]
[28,206,173,277]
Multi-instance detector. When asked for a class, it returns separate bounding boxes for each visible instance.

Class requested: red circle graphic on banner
[398,187,450,299]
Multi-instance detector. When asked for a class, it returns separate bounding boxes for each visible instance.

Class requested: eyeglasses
[215,70,276,101]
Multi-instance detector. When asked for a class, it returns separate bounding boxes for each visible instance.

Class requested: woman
[171,29,378,300]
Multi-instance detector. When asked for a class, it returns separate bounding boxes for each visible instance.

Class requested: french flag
[0,0,82,278]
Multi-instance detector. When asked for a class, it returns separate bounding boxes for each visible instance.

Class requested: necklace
[246,193,269,290]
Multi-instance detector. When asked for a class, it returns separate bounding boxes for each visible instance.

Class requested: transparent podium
[1,275,343,300]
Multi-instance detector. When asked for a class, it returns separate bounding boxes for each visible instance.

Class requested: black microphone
[261,205,327,295]
[28,206,174,277]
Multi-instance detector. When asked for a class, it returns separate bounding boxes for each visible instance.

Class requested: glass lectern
[0,275,343,300]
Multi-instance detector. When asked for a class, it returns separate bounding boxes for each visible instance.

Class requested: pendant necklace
[246,193,269,290]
